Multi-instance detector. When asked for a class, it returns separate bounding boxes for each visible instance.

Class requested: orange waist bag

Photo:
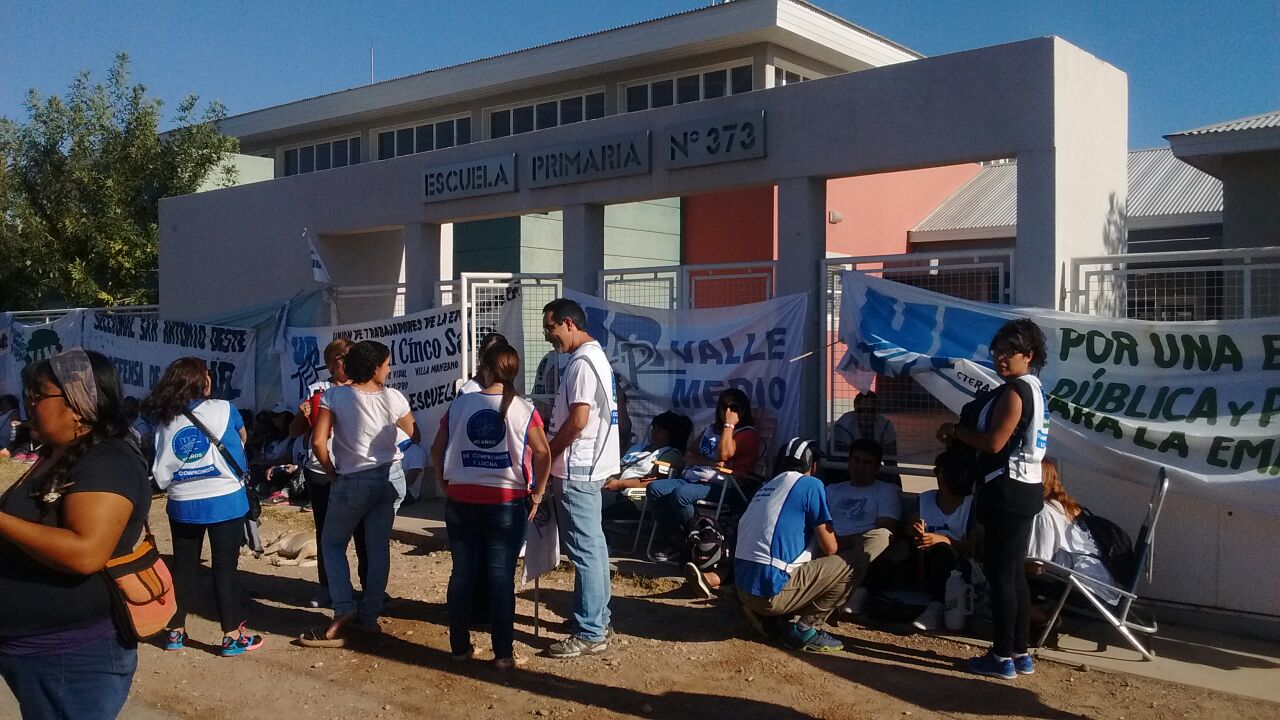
[102,524,176,641]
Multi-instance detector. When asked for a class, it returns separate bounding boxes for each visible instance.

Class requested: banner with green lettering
[838,272,1280,509]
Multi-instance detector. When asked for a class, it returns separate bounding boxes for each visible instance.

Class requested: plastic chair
[1032,467,1171,661]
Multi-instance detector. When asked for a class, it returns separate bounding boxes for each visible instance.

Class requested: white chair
[1032,467,1170,661]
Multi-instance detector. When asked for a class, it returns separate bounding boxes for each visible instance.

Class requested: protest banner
[82,311,257,406]
[279,304,465,448]
[566,290,808,457]
[837,271,1280,510]
[1,311,85,398]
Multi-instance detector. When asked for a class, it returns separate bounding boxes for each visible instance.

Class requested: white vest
[550,341,621,481]
[442,391,537,493]
[152,400,244,501]
[978,374,1048,485]
[918,491,973,542]
[735,472,815,575]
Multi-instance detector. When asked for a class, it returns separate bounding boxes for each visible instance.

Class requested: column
[403,222,443,313]
[775,177,827,439]
[561,203,605,296]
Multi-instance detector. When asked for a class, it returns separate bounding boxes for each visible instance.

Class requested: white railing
[327,284,407,325]
[599,261,776,309]
[8,305,159,325]
[1069,246,1280,320]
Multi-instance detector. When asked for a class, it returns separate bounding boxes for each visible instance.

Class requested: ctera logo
[584,306,682,381]
[172,426,211,463]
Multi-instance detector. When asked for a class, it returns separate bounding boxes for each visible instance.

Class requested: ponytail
[481,345,522,421]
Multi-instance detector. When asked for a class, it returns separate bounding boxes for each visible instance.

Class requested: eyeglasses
[542,321,564,338]
[991,346,1024,359]
[25,391,65,406]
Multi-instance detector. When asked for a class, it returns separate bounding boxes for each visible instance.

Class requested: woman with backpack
[145,357,265,657]
[1026,459,1120,605]
[936,318,1048,680]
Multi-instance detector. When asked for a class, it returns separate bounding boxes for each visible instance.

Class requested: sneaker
[547,635,608,659]
[969,652,1017,680]
[220,625,264,657]
[684,562,713,600]
[308,589,331,609]
[912,601,944,632]
[163,630,186,651]
[266,491,289,505]
[783,623,844,654]
[841,587,870,616]
[1013,653,1035,675]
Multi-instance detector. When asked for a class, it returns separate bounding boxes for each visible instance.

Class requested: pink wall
[683,186,776,264]
[825,164,982,257]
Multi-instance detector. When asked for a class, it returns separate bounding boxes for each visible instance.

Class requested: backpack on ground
[686,515,726,573]
[1077,507,1137,585]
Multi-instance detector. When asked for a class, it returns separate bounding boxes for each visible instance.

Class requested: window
[374,115,473,159]
[623,63,753,113]
[487,90,606,139]
[282,136,361,177]
[773,67,811,87]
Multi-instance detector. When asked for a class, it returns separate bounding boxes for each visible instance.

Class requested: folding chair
[624,460,674,557]
[1032,467,1171,661]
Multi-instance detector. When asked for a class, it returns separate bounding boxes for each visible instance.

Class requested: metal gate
[458,273,563,412]
[327,284,407,325]
[600,261,776,309]
[822,249,1015,472]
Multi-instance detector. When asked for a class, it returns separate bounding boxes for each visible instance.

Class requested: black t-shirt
[0,437,151,637]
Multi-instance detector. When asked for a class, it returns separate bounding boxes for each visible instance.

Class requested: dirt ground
[1,459,1275,719]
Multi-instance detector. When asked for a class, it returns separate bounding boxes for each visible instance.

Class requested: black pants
[169,517,244,634]
[978,476,1043,658]
[306,469,368,589]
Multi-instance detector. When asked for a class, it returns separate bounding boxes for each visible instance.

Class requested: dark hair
[324,337,354,365]
[481,344,521,420]
[651,411,693,452]
[991,318,1048,374]
[19,351,130,513]
[0,394,18,411]
[716,388,753,428]
[848,438,884,463]
[543,298,587,331]
[478,332,509,354]
[934,448,975,497]
[775,437,820,474]
[344,340,391,383]
[143,357,208,425]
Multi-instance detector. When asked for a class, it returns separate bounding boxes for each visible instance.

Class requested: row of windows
[284,137,361,176]
[377,116,472,160]
[490,92,606,139]
[623,64,753,113]
[773,67,810,86]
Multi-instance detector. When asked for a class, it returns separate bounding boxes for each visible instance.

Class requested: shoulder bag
[180,407,264,554]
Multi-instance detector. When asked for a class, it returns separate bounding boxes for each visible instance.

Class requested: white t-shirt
[457,378,484,395]
[830,412,897,456]
[549,341,621,482]
[321,385,411,474]
[917,490,973,543]
[825,479,902,537]
[1028,500,1120,604]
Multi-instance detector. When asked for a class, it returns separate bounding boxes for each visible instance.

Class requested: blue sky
[2,1,1276,148]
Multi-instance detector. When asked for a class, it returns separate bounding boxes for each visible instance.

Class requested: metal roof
[1167,110,1280,137]
[912,148,1222,233]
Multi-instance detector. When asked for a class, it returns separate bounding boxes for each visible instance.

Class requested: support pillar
[776,177,826,440]
[561,203,605,296]
[403,222,447,312]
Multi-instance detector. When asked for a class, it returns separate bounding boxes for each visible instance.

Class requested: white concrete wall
[195,153,273,193]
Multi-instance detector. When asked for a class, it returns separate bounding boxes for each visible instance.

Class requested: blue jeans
[320,463,404,624]
[444,498,527,659]
[0,634,136,720]
[646,477,732,533]
[550,476,612,642]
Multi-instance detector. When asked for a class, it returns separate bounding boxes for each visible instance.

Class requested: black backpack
[687,515,726,572]
[1077,507,1137,587]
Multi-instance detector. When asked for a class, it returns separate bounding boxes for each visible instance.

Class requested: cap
[779,437,820,467]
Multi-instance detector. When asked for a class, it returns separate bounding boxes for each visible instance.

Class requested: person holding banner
[432,344,551,671]
[0,349,151,720]
[302,340,416,646]
[936,318,1049,680]
[540,298,621,659]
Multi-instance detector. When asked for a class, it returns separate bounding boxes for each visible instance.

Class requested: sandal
[493,654,529,672]
[298,627,347,648]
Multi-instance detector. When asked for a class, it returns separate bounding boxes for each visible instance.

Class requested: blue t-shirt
[164,400,250,524]
[734,474,831,599]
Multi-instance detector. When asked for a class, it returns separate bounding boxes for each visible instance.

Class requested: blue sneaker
[1013,653,1035,675]
[783,623,844,654]
[163,630,185,651]
[220,623,265,657]
[969,652,1017,680]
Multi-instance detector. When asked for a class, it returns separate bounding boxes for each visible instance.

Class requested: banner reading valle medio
[837,271,1280,510]
[565,290,808,456]
[279,305,465,446]
[0,311,86,399]
[82,312,257,406]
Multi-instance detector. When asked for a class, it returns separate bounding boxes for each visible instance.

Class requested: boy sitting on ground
[734,439,849,653]
[827,438,902,616]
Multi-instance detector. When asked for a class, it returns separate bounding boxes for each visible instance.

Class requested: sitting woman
[604,411,693,491]
[1026,459,1121,619]
[901,448,976,631]
[646,389,761,557]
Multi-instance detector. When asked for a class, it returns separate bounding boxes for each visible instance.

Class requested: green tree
[0,52,239,309]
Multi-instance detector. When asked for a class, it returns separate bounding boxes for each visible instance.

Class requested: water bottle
[944,569,970,631]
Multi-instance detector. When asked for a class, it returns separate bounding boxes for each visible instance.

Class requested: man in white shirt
[541,298,620,659]
[826,438,901,614]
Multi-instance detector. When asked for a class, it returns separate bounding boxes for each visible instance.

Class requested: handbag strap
[180,407,248,481]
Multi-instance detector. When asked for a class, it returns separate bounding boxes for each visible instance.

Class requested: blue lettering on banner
[290,336,325,398]
[461,450,513,469]
[671,376,787,411]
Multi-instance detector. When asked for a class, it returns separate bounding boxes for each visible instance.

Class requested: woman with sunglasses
[0,349,151,719]
[937,318,1049,680]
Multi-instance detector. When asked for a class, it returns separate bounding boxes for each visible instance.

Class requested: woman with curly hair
[145,357,264,657]
[937,317,1049,680]
[0,349,151,719]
